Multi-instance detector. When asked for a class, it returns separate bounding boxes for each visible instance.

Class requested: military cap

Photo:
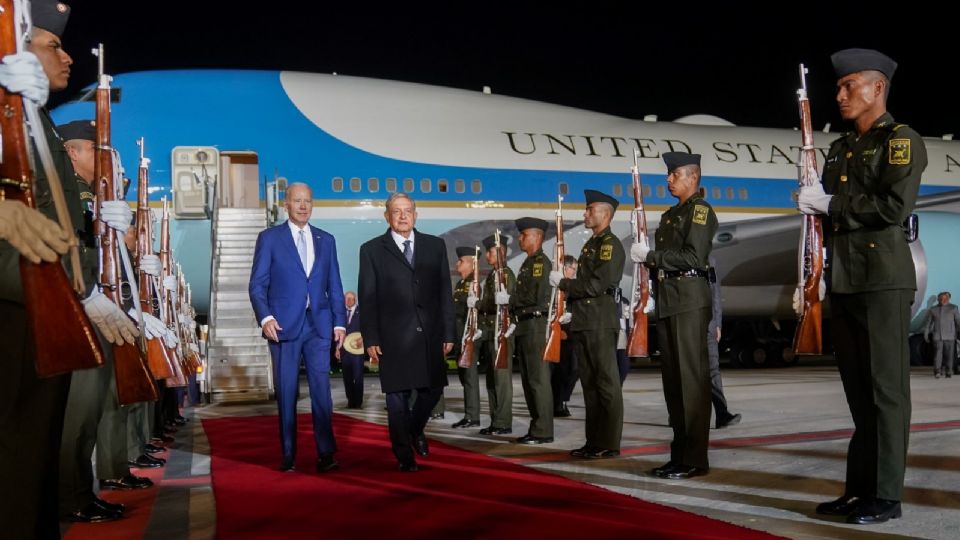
[482,234,509,251]
[584,189,619,210]
[830,48,897,80]
[57,119,95,141]
[662,151,701,173]
[514,217,548,232]
[455,246,476,258]
[32,1,71,38]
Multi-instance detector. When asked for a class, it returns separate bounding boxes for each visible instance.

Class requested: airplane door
[219,151,260,209]
[171,146,219,219]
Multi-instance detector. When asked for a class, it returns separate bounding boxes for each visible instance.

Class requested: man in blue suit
[249,183,346,473]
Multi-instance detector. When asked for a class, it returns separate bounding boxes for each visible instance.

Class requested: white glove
[0,199,70,263]
[188,343,199,354]
[559,312,572,324]
[472,329,483,340]
[188,318,197,333]
[0,52,49,105]
[162,329,178,349]
[83,289,139,345]
[495,291,510,305]
[130,308,166,340]
[549,270,563,287]
[630,242,650,263]
[139,254,162,276]
[644,295,655,314]
[798,184,832,215]
[163,275,178,293]
[466,294,478,308]
[100,201,133,233]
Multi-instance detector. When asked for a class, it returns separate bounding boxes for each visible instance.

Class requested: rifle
[136,138,174,379]
[492,229,510,369]
[543,195,565,363]
[158,197,188,386]
[458,246,480,368]
[93,44,158,404]
[792,64,824,355]
[627,149,650,357]
[0,0,103,377]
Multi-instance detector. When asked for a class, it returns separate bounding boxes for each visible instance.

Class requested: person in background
[925,291,960,378]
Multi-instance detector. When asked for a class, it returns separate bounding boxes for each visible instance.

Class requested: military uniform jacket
[453,276,477,342]
[822,112,926,294]
[510,249,552,336]
[559,227,624,332]
[646,194,718,319]
[477,266,516,337]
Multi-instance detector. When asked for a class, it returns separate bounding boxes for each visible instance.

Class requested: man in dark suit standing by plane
[249,182,346,474]
[359,193,455,472]
[338,291,366,407]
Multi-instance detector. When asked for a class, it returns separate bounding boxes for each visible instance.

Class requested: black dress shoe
[430,412,445,419]
[413,434,429,457]
[128,455,163,469]
[515,434,554,445]
[554,402,572,418]
[815,495,861,516]
[94,497,125,514]
[67,502,121,523]
[479,426,512,435]
[399,460,419,472]
[847,498,901,524]
[144,443,165,454]
[152,435,175,444]
[173,417,187,426]
[661,464,707,479]
[716,413,742,429]
[569,445,596,458]
[279,459,295,472]
[139,453,166,466]
[316,454,339,473]
[100,474,154,490]
[651,461,678,478]
[584,448,620,459]
[451,418,481,428]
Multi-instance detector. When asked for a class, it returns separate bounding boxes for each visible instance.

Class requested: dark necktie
[403,239,413,265]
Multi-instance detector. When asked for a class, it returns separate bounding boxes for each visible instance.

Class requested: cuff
[260,315,275,327]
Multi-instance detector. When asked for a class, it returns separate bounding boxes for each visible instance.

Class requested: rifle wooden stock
[458,256,480,368]
[792,65,824,355]
[493,235,509,369]
[543,197,566,363]
[94,51,157,404]
[458,339,474,369]
[627,159,650,357]
[158,200,188,387]
[0,0,103,377]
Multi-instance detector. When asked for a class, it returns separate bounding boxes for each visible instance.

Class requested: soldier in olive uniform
[476,234,515,435]
[451,246,482,428]
[550,190,625,458]
[632,152,717,480]
[510,217,554,444]
[799,49,926,525]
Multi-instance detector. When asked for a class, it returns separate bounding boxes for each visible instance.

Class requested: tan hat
[343,331,364,355]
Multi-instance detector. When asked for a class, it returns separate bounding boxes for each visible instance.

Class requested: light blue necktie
[403,239,413,265]
[297,229,308,272]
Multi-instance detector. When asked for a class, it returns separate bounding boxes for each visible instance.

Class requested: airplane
[50,69,960,373]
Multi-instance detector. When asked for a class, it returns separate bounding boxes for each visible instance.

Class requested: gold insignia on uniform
[532,263,543,277]
[600,244,613,261]
[889,139,911,165]
[80,192,95,200]
[692,205,708,225]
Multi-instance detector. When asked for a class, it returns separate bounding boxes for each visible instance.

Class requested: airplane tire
[738,346,767,368]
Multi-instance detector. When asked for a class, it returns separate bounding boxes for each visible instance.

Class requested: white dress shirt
[390,229,415,259]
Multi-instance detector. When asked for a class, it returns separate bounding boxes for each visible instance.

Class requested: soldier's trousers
[478,337,513,429]
[457,347,480,422]
[568,329,622,451]
[933,340,956,374]
[0,301,71,540]
[707,330,731,418]
[95,358,132,481]
[832,290,912,501]
[126,402,153,462]
[515,323,554,438]
[657,307,712,469]
[551,339,579,407]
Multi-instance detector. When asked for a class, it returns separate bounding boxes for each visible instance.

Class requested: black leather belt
[660,269,709,280]
[515,311,546,322]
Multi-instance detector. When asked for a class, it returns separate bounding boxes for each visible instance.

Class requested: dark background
[54,2,956,137]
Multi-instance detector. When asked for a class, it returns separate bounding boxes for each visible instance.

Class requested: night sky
[53,2,956,138]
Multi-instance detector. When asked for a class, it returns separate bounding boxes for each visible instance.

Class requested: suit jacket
[342,306,366,360]
[926,303,960,341]
[358,228,455,393]
[248,221,346,342]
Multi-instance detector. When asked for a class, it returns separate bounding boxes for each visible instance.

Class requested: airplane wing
[915,189,960,212]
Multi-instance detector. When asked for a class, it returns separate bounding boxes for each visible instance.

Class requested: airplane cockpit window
[350,177,362,192]
[386,178,397,192]
[559,182,568,195]
[713,187,722,199]
[420,178,432,193]
[404,178,415,192]
[612,184,622,197]
[739,188,748,200]
[656,185,666,199]
[471,179,482,194]
[368,178,379,193]
[455,179,465,193]
[438,179,449,193]
[332,177,344,192]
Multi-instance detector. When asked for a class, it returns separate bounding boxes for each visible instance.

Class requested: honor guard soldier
[632,152,718,479]
[475,234,516,435]
[798,48,926,525]
[451,246,482,428]
[550,190,625,458]
[510,217,554,444]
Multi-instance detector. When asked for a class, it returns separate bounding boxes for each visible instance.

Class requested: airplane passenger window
[368,178,379,193]
[612,184,622,197]
[726,187,735,200]
[421,178,432,193]
[350,177,361,192]
[438,179,448,193]
[404,178,415,192]
[454,179,465,193]
[642,185,651,198]
[739,188,748,200]
[386,178,397,193]
[713,187,722,199]
[656,185,665,198]
[559,182,568,195]
[471,179,482,193]
[332,177,344,193]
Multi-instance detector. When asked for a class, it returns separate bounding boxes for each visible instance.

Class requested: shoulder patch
[532,262,543,277]
[889,138,911,165]
[599,244,613,261]
[692,205,709,225]
[80,191,95,201]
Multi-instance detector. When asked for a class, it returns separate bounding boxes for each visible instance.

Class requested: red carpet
[204,413,783,540]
